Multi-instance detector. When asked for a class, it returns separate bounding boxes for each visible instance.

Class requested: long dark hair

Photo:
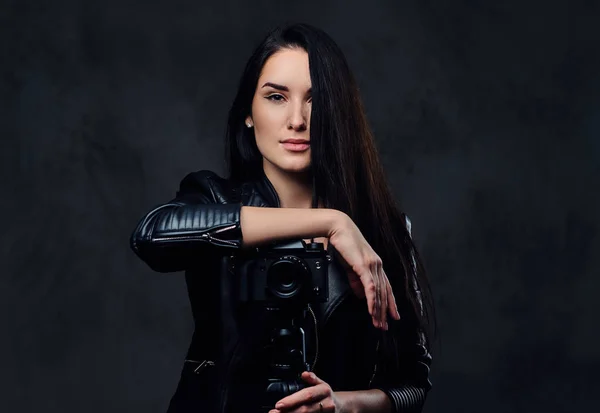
[224,23,437,353]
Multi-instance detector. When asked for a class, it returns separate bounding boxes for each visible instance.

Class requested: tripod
[258,303,313,413]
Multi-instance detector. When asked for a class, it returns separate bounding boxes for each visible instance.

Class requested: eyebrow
[261,82,311,93]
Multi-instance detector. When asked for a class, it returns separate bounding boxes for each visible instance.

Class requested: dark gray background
[2,0,599,412]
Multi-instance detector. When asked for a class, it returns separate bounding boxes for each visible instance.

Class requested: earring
[246,122,252,128]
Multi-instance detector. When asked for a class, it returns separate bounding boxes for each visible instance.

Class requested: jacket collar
[250,170,281,208]
[251,170,317,209]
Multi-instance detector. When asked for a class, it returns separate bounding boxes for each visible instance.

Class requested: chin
[278,162,311,174]
[284,167,311,175]
[262,152,310,175]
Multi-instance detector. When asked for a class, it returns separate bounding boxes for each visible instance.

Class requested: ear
[245,115,253,126]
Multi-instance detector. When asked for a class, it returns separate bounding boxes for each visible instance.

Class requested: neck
[263,162,316,209]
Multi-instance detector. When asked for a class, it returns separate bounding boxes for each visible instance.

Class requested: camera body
[233,239,331,306]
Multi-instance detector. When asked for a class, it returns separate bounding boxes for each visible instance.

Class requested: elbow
[129,207,179,273]
[130,238,183,273]
[129,231,164,273]
[129,213,154,262]
[130,228,143,257]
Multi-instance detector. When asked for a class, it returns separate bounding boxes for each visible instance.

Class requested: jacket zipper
[219,341,241,413]
[368,338,380,387]
[152,224,239,247]
[184,359,215,374]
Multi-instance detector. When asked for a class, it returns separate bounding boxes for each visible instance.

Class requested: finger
[377,263,387,329]
[383,269,400,320]
[373,264,386,330]
[301,371,325,385]
[362,273,377,323]
[275,383,328,410]
[373,266,382,327]
[371,263,383,329]
[372,271,381,328]
[364,269,381,329]
[371,279,380,329]
[271,399,327,413]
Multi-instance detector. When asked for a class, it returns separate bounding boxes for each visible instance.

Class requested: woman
[130,23,435,413]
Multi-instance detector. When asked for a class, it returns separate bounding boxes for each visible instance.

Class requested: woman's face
[246,48,312,174]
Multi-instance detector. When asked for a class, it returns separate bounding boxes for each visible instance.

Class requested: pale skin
[245,47,397,413]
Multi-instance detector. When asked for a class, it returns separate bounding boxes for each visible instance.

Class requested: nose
[287,100,308,131]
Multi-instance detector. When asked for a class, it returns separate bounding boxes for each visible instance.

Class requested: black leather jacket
[130,169,432,413]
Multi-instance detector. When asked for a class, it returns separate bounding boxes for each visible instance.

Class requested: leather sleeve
[129,170,244,273]
[370,214,433,413]
[372,333,432,413]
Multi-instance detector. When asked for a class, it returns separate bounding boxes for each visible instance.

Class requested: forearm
[240,206,342,248]
[336,390,392,413]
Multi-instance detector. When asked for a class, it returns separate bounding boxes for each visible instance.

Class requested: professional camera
[234,238,331,305]
[229,238,332,413]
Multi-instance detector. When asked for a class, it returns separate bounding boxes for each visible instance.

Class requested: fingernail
[276,402,284,409]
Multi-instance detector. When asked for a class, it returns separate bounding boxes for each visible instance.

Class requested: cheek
[256,107,283,131]
[253,103,284,141]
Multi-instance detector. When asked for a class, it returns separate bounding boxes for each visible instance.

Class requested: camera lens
[279,271,295,290]
[266,257,309,299]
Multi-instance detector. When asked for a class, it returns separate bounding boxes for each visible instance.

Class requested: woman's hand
[269,371,347,413]
[328,212,401,330]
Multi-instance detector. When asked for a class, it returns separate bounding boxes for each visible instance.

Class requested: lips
[281,139,309,144]
[281,141,310,152]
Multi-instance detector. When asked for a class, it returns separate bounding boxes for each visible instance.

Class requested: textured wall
[2,0,599,412]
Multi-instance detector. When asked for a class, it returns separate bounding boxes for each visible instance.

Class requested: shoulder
[178,169,228,190]
[175,169,238,204]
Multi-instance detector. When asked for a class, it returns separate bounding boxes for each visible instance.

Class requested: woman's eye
[266,94,284,102]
